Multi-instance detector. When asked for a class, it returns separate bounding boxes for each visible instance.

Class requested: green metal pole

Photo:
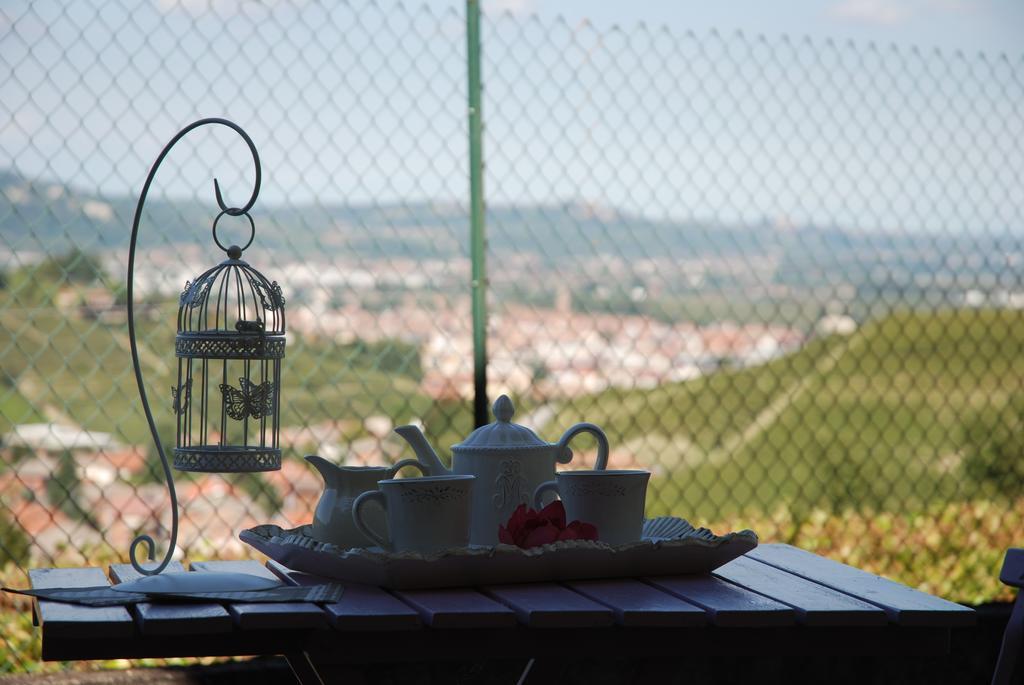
[467,0,488,428]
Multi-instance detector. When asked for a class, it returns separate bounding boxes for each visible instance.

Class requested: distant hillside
[3,169,1023,297]
[0,168,770,259]
[548,308,1024,518]
[0,300,468,456]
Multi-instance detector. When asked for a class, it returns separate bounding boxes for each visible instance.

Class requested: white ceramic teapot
[394,395,609,545]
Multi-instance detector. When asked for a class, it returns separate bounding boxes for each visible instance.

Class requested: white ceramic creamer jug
[305,455,428,548]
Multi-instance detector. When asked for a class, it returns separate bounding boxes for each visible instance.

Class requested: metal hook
[212,120,261,216]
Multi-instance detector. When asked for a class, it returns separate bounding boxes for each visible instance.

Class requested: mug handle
[352,490,389,549]
[388,458,427,478]
[533,480,559,509]
[554,422,610,469]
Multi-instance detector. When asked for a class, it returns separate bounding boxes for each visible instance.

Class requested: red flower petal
[500,502,598,549]
[561,520,599,542]
[506,504,530,531]
[523,522,562,548]
[556,526,581,541]
[537,500,566,528]
[498,525,516,545]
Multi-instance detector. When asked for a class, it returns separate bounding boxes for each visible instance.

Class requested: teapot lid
[452,395,550,451]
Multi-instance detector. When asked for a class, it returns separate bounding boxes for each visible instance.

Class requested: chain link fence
[1,0,1023,672]
[480,10,1024,606]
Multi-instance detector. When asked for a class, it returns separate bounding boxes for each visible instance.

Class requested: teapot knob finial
[493,395,515,423]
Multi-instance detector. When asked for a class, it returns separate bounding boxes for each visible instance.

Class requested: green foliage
[709,497,1023,606]
[283,332,434,435]
[109,281,129,306]
[420,398,476,462]
[0,390,43,435]
[0,307,164,440]
[555,308,1024,520]
[337,339,423,381]
[0,600,40,673]
[960,399,1024,498]
[231,473,284,516]
[0,510,29,567]
[145,416,177,467]
[44,451,97,528]
[34,249,106,284]
[0,302,440,448]
[3,265,55,307]
[1,249,108,307]
[574,289,827,328]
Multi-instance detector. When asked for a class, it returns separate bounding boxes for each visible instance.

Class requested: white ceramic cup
[352,474,475,553]
[532,469,651,546]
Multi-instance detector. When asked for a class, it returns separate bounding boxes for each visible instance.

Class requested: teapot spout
[393,425,452,476]
[304,454,342,487]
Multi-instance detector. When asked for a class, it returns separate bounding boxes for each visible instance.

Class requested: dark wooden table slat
[108,561,234,635]
[748,544,976,627]
[190,560,327,630]
[394,588,517,629]
[566,578,708,627]
[714,555,888,627]
[28,540,982,668]
[646,574,795,627]
[28,567,135,640]
[484,583,614,628]
[266,561,420,631]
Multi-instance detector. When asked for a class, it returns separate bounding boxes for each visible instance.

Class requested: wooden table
[28,544,976,684]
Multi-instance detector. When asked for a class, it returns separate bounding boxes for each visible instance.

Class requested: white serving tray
[240,517,757,589]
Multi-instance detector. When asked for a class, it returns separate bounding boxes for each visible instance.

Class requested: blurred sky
[1,0,1021,231]
[493,0,1024,54]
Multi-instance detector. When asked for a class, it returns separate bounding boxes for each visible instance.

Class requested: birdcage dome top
[175,258,286,360]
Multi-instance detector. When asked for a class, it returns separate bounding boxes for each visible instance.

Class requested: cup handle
[389,458,427,478]
[352,490,389,549]
[554,422,610,469]
[533,480,559,509]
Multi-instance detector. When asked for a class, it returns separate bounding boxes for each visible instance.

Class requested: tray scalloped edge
[240,517,758,589]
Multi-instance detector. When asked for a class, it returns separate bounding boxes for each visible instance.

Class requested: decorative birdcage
[172,210,286,472]
[125,117,286,579]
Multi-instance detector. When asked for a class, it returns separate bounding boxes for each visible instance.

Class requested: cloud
[829,0,913,26]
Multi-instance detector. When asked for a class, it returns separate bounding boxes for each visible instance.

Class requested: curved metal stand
[126,118,262,575]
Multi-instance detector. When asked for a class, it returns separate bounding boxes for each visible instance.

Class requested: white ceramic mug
[532,470,651,546]
[352,474,475,553]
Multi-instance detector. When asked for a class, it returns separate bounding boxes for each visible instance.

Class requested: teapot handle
[388,458,428,478]
[554,423,609,469]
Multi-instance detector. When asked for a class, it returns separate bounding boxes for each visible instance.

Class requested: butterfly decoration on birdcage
[171,378,192,416]
[219,378,276,421]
